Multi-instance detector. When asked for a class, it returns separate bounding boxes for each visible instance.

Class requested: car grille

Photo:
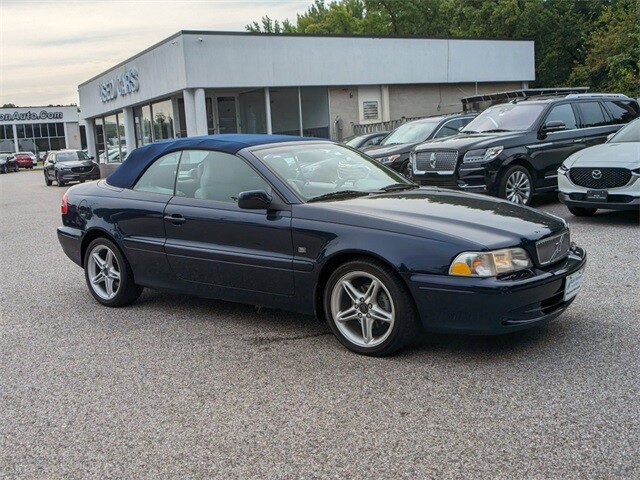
[536,231,570,266]
[71,166,92,173]
[415,177,458,188]
[415,150,458,173]
[569,167,632,189]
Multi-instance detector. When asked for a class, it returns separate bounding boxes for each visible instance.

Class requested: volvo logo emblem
[592,169,602,180]
[548,233,565,263]
[429,152,437,169]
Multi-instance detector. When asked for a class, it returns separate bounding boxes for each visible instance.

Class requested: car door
[528,103,585,189]
[575,101,616,148]
[163,150,295,296]
[115,151,181,288]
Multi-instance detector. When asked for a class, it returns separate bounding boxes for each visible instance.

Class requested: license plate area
[586,189,608,201]
[564,266,585,301]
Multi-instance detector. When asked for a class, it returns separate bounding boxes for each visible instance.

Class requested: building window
[239,89,267,134]
[151,99,174,141]
[301,87,330,138]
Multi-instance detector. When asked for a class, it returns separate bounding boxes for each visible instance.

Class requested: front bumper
[403,245,586,334]
[58,170,101,182]
[558,172,640,211]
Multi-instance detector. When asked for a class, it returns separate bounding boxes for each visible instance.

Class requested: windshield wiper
[378,183,419,192]
[461,130,478,134]
[480,129,512,133]
[307,190,371,203]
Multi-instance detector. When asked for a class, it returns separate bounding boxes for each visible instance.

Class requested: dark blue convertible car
[57,134,586,356]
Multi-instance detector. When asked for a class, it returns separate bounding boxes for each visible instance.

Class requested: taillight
[61,192,69,215]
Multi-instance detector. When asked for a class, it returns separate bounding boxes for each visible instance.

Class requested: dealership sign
[100,67,139,103]
[0,110,64,122]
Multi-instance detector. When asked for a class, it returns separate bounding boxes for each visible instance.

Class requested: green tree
[569,0,640,97]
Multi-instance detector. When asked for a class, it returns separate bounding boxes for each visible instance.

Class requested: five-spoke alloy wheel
[325,259,418,356]
[84,238,143,307]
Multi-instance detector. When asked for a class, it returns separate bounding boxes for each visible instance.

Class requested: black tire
[0,165,6,174]
[324,258,419,356]
[499,165,533,206]
[568,206,597,217]
[83,237,143,307]
[14,164,19,172]
[44,173,52,186]
[56,172,65,187]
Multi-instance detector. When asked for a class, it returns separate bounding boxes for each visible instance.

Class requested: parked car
[99,148,127,163]
[17,151,37,166]
[57,134,586,356]
[342,131,389,150]
[14,153,36,169]
[411,93,640,205]
[558,117,640,216]
[363,114,477,175]
[0,153,19,173]
[44,150,101,187]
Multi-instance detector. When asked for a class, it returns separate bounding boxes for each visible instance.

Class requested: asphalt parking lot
[1,169,639,478]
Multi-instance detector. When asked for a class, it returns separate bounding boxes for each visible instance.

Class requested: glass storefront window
[270,87,300,136]
[151,100,174,141]
[301,87,330,138]
[239,89,267,134]
[95,118,105,161]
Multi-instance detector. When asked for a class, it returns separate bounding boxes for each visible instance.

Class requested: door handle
[573,139,584,143]
[164,214,186,225]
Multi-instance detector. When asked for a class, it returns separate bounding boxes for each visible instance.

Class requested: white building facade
[78,31,535,163]
[0,106,82,154]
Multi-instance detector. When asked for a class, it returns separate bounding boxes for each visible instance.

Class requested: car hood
[57,160,96,168]
[300,189,565,249]
[564,142,640,169]
[363,143,416,157]
[416,131,525,151]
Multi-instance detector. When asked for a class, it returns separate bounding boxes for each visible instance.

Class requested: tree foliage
[246,0,639,97]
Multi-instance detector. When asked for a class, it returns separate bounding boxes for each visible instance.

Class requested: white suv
[558,118,640,216]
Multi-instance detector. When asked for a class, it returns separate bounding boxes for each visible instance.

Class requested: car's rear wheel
[84,238,143,307]
[568,206,597,216]
[500,165,533,206]
[324,259,419,356]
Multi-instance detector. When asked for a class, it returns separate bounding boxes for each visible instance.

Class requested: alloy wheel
[330,270,395,348]
[86,244,121,300]
[505,170,531,204]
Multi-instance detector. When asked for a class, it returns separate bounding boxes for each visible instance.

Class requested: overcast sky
[0,0,309,107]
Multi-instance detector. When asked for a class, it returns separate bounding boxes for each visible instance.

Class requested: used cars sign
[99,68,139,103]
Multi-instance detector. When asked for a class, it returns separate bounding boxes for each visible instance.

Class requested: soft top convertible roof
[106,134,325,189]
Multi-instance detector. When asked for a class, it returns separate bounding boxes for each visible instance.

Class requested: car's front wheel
[44,173,52,186]
[84,238,143,307]
[13,164,19,172]
[568,206,597,217]
[324,258,419,356]
[500,165,533,206]
[56,172,65,187]
[0,165,6,174]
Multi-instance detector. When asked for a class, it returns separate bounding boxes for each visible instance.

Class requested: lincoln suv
[410,94,639,205]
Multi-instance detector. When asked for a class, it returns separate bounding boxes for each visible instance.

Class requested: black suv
[363,113,476,176]
[410,93,640,205]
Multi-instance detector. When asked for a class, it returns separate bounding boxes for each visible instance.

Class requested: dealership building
[0,106,83,154]
[78,31,535,163]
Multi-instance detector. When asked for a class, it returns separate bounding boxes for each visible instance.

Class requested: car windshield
[609,119,640,143]
[380,120,440,145]
[462,103,545,133]
[344,135,366,147]
[57,151,89,162]
[254,143,414,202]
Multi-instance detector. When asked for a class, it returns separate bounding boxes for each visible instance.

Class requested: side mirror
[47,159,54,164]
[238,190,272,210]
[541,120,566,134]
[90,156,95,160]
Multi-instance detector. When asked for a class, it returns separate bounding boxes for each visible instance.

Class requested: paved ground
[1,169,639,479]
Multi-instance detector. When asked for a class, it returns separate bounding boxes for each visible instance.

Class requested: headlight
[381,154,401,164]
[463,146,504,164]
[449,247,532,277]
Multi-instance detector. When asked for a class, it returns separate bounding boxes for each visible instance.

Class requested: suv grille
[71,166,92,173]
[415,150,458,173]
[536,231,570,266]
[569,167,632,189]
